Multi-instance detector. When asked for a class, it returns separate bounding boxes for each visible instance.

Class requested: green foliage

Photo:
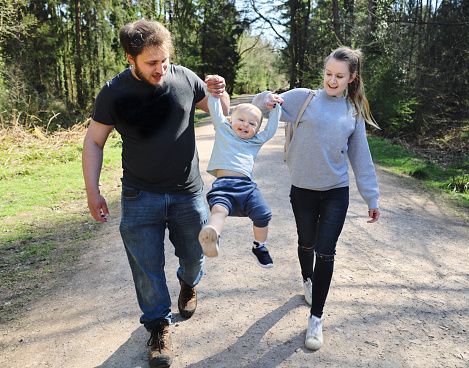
[198,0,245,94]
[0,0,249,127]
[368,135,469,205]
[167,0,203,70]
[0,0,36,42]
[0,64,74,129]
[364,57,418,138]
[234,34,288,93]
[448,175,469,194]
[251,0,468,144]
[410,167,431,180]
[0,0,467,148]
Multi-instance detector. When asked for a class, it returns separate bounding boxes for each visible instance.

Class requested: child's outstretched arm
[199,75,230,115]
[204,91,227,130]
[256,102,282,142]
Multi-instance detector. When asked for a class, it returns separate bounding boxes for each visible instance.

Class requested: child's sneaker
[198,225,220,257]
[251,242,273,268]
[305,314,324,351]
[303,278,312,305]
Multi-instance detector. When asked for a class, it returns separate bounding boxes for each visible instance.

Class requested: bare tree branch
[249,0,289,45]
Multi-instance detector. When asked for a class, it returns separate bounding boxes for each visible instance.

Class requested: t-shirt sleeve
[92,83,116,126]
[183,67,206,104]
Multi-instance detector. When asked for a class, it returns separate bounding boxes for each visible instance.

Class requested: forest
[0,0,468,145]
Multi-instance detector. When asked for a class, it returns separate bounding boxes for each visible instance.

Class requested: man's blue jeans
[119,186,208,330]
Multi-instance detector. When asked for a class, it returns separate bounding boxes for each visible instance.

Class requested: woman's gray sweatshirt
[252,88,379,209]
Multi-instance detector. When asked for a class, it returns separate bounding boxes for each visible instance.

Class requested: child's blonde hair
[325,47,380,129]
[231,103,263,129]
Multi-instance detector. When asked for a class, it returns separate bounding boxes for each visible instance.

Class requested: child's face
[229,109,260,139]
[323,58,356,98]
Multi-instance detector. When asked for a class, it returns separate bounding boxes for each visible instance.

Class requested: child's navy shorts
[206,176,272,228]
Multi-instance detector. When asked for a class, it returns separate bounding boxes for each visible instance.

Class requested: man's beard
[134,65,165,87]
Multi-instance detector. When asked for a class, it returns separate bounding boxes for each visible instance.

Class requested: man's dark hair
[119,19,174,58]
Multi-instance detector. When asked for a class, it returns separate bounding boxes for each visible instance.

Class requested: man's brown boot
[178,280,197,318]
[148,320,172,368]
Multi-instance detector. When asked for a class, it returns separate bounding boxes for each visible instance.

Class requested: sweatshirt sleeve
[251,91,272,118]
[252,88,313,124]
[347,117,380,209]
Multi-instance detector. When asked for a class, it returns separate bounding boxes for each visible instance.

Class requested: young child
[253,47,381,350]
[198,85,281,268]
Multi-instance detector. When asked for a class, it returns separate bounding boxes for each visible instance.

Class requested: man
[82,19,230,368]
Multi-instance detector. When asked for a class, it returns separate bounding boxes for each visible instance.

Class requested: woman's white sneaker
[305,315,324,351]
[303,278,312,305]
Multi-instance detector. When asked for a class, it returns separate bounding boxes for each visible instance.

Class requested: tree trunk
[367,0,373,28]
[332,0,341,43]
[75,0,83,107]
[288,0,299,88]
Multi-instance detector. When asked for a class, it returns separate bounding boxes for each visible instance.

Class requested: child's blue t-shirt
[206,94,281,179]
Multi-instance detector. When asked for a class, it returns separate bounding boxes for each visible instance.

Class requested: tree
[234,33,288,93]
[199,0,245,93]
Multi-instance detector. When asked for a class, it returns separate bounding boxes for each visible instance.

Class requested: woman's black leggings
[290,185,349,318]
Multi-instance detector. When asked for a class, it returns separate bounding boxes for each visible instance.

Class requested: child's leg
[253,225,268,243]
[208,204,229,234]
[199,205,228,257]
[251,225,273,268]
[245,186,273,268]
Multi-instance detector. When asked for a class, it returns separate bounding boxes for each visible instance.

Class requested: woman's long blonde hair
[325,47,380,129]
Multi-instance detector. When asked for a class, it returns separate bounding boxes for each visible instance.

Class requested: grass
[194,107,211,127]
[1,118,467,324]
[367,135,469,212]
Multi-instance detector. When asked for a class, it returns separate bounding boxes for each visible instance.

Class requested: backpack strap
[292,90,315,134]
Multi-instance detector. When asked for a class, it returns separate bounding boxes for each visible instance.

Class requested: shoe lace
[180,284,195,302]
[147,324,168,351]
[308,317,324,336]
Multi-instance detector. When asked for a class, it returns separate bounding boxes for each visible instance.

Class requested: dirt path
[1,95,468,368]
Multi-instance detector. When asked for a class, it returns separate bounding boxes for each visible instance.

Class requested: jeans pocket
[122,186,141,199]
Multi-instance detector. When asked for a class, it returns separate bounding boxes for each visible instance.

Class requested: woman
[252,46,380,351]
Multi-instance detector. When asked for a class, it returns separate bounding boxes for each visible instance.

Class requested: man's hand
[266,93,283,109]
[87,192,110,223]
[205,75,226,98]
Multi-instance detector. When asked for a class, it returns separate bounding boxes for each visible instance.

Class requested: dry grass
[0,120,91,181]
[0,118,89,149]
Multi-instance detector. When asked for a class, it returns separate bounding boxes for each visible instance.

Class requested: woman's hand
[266,93,283,109]
[367,208,380,223]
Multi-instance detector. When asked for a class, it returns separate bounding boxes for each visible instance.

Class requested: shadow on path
[95,295,304,368]
[185,295,306,368]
